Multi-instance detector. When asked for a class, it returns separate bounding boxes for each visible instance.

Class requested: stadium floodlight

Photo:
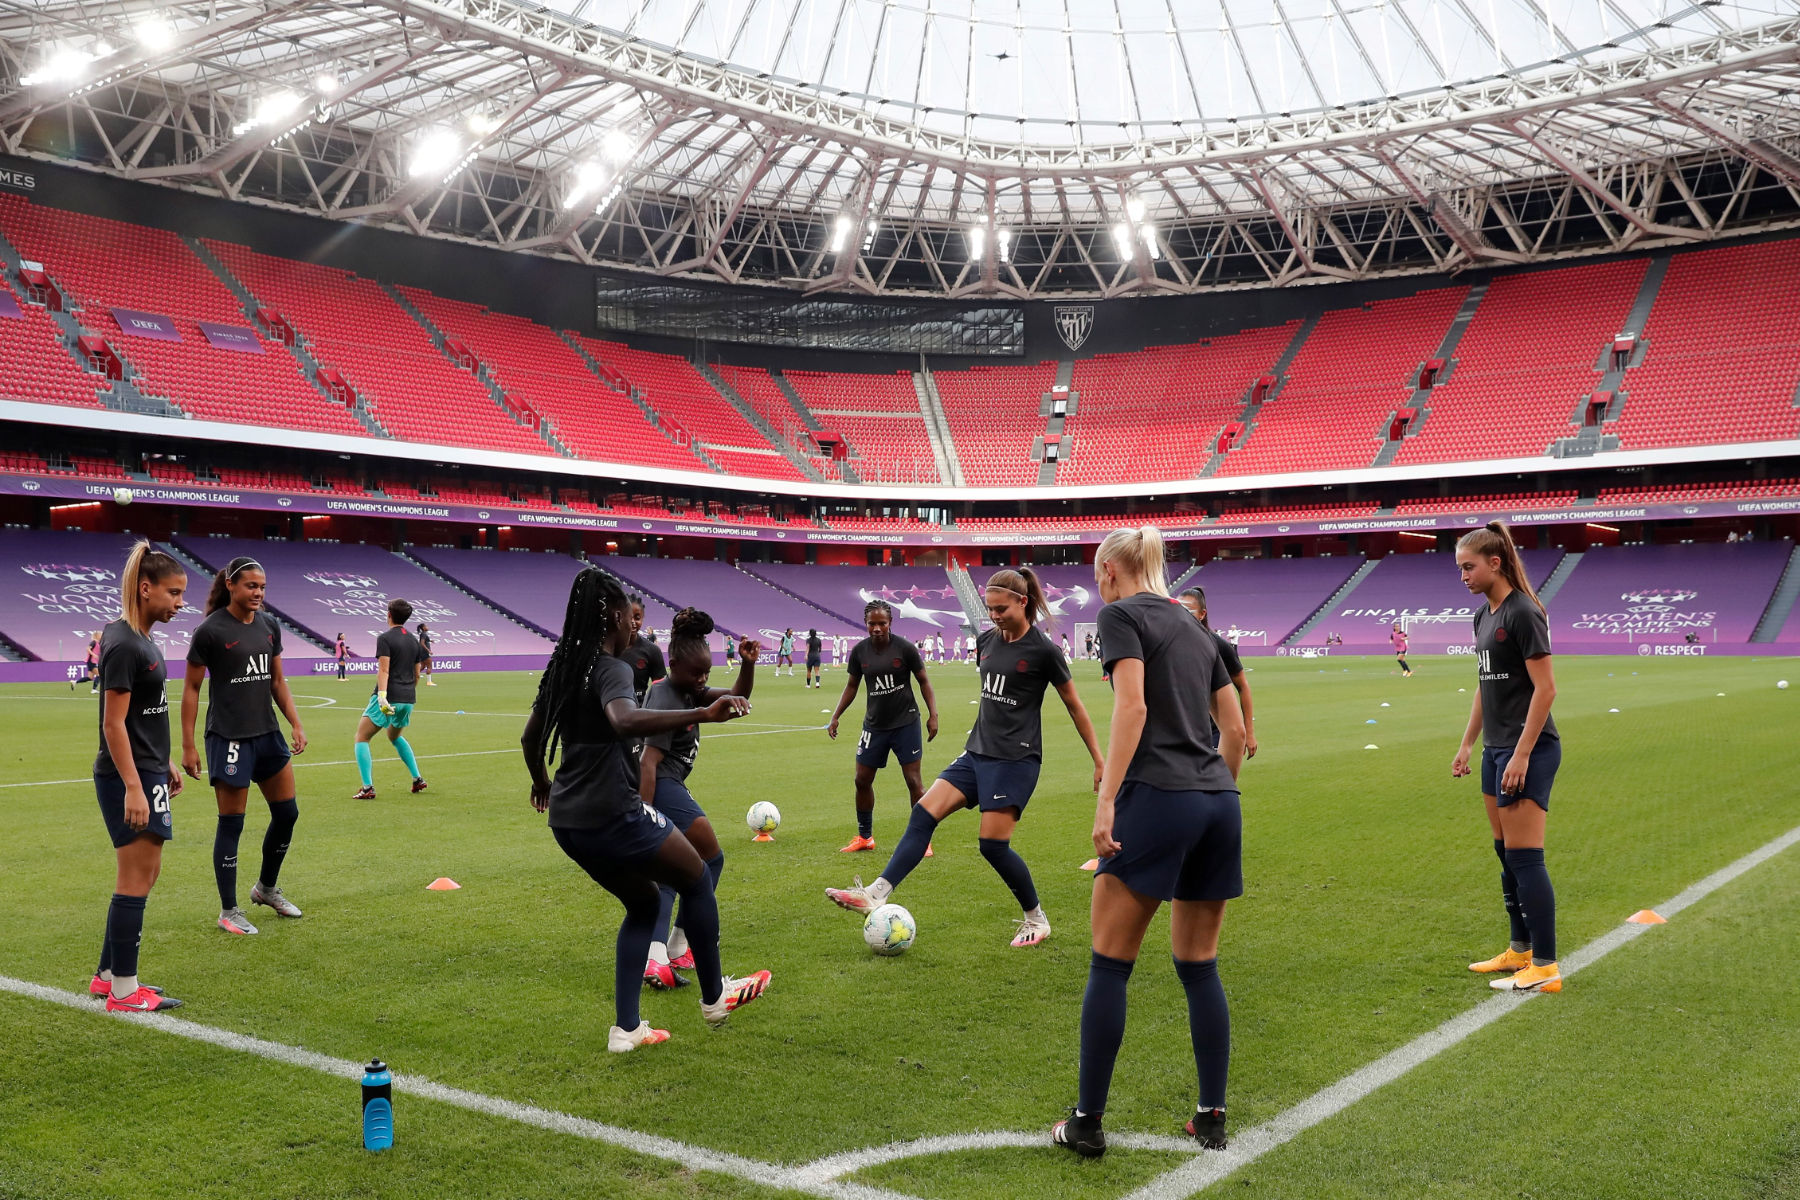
[232,90,304,136]
[467,110,502,135]
[967,226,986,261]
[563,161,608,209]
[19,43,102,88]
[997,228,1013,264]
[314,72,339,95]
[829,215,854,254]
[1126,195,1147,223]
[1111,222,1135,257]
[409,128,466,179]
[602,128,634,163]
[134,15,176,52]
[1141,224,1161,260]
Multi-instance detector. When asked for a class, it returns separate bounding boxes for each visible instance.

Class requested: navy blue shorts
[1096,781,1242,902]
[938,751,1042,814]
[552,803,674,878]
[95,769,174,848]
[856,720,923,769]
[205,730,292,789]
[651,777,707,832]
[1481,739,1561,810]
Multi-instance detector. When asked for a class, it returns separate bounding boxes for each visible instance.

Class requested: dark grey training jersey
[188,608,282,739]
[546,653,641,829]
[625,635,667,704]
[374,626,424,704]
[968,626,1072,762]
[94,619,170,781]
[1209,628,1244,679]
[643,678,701,784]
[847,635,924,730]
[1099,592,1237,794]
[1473,590,1557,749]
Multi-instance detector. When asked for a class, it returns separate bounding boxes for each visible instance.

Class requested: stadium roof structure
[3,0,1800,298]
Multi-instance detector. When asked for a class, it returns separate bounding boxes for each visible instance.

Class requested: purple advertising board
[2,469,1797,549]
[197,321,264,353]
[110,308,182,341]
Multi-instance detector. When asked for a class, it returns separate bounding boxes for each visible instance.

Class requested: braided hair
[863,598,892,620]
[530,567,630,776]
[669,607,714,668]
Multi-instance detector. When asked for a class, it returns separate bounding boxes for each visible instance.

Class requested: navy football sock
[613,896,658,1032]
[652,884,677,947]
[259,799,298,889]
[107,893,147,981]
[1505,847,1556,963]
[1495,838,1530,951]
[1174,957,1230,1111]
[213,813,245,910]
[977,838,1040,912]
[878,804,940,890]
[97,899,114,975]
[675,852,725,935]
[1077,952,1135,1117]
[856,806,873,839]
[677,875,723,1007]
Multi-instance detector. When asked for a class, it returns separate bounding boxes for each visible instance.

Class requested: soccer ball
[1780,680,1791,690]
[746,801,780,835]
[113,487,134,506]
[862,903,916,956]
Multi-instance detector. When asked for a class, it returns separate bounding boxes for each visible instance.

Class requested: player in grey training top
[180,555,310,935]
[827,600,940,853]
[352,599,428,799]
[1178,587,1258,759]
[1453,521,1564,996]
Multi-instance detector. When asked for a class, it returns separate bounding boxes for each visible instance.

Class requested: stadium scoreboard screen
[594,275,1024,355]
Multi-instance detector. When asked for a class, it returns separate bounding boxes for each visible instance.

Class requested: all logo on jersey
[981,673,1007,698]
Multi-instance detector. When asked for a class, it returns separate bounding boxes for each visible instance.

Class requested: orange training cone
[426,877,461,891]
[1080,859,1099,872]
[751,832,774,842]
[1627,909,1666,925]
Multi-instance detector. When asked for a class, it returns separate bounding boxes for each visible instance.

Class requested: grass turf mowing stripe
[1121,818,1800,1200]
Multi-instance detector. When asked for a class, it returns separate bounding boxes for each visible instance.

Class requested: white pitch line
[797,1130,1201,1184]
[1121,819,1800,1200]
[0,973,923,1200]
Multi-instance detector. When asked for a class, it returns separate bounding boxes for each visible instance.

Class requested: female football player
[351,600,426,799]
[180,556,309,936]
[827,569,1103,948]
[638,609,758,987]
[1454,521,1562,994]
[825,600,940,853]
[1178,587,1259,759]
[1391,621,1413,677]
[89,543,188,1012]
[1054,527,1245,1158]
[522,569,770,1051]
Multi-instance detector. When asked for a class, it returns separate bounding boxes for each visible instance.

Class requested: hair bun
[671,607,714,639]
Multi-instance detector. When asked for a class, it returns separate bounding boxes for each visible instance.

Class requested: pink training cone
[1080,859,1099,872]
[426,877,461,891]
[1627,909,1666,925]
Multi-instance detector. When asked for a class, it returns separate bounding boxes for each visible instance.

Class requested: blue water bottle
[361,1059,393,1151]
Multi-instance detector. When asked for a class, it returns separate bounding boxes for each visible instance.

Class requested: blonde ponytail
[119,541,184,632]
[1095,525,1170,597]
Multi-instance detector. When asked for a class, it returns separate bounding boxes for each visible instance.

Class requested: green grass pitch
[1,652,1797,1199]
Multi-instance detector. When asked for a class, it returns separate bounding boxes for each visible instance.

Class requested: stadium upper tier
[2,192,1798,494]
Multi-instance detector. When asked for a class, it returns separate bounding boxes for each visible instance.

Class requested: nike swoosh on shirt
[224,640,240,649]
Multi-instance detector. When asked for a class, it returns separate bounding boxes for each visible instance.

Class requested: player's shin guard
[1077,952,1135,1117]
[213,812,245,910]
[260,799,297,889]
[1505,847,1556,963]
[880,804,940,890]
[1174,957,1230,1111]
[392,737,421,780]
[978,838,1039,911]
[106,894,147,984]
[614,895,659,1033]
[354,741,374,787]
[1496,838,1530,951]
[675,876,723,1007]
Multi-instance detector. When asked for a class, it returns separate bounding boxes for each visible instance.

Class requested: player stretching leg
[826,600,939,854]
[828,569,1103,948]
[521,569,770,1051]
[1455,522,1563,993]
[1054,528,1246,1157]
[89,543,188,1012]
[352,600,427,799]
[639,611,758,988]
[180,557,308,935]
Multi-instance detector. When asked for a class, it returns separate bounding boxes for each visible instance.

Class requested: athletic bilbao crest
[1054,305,1094,352]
